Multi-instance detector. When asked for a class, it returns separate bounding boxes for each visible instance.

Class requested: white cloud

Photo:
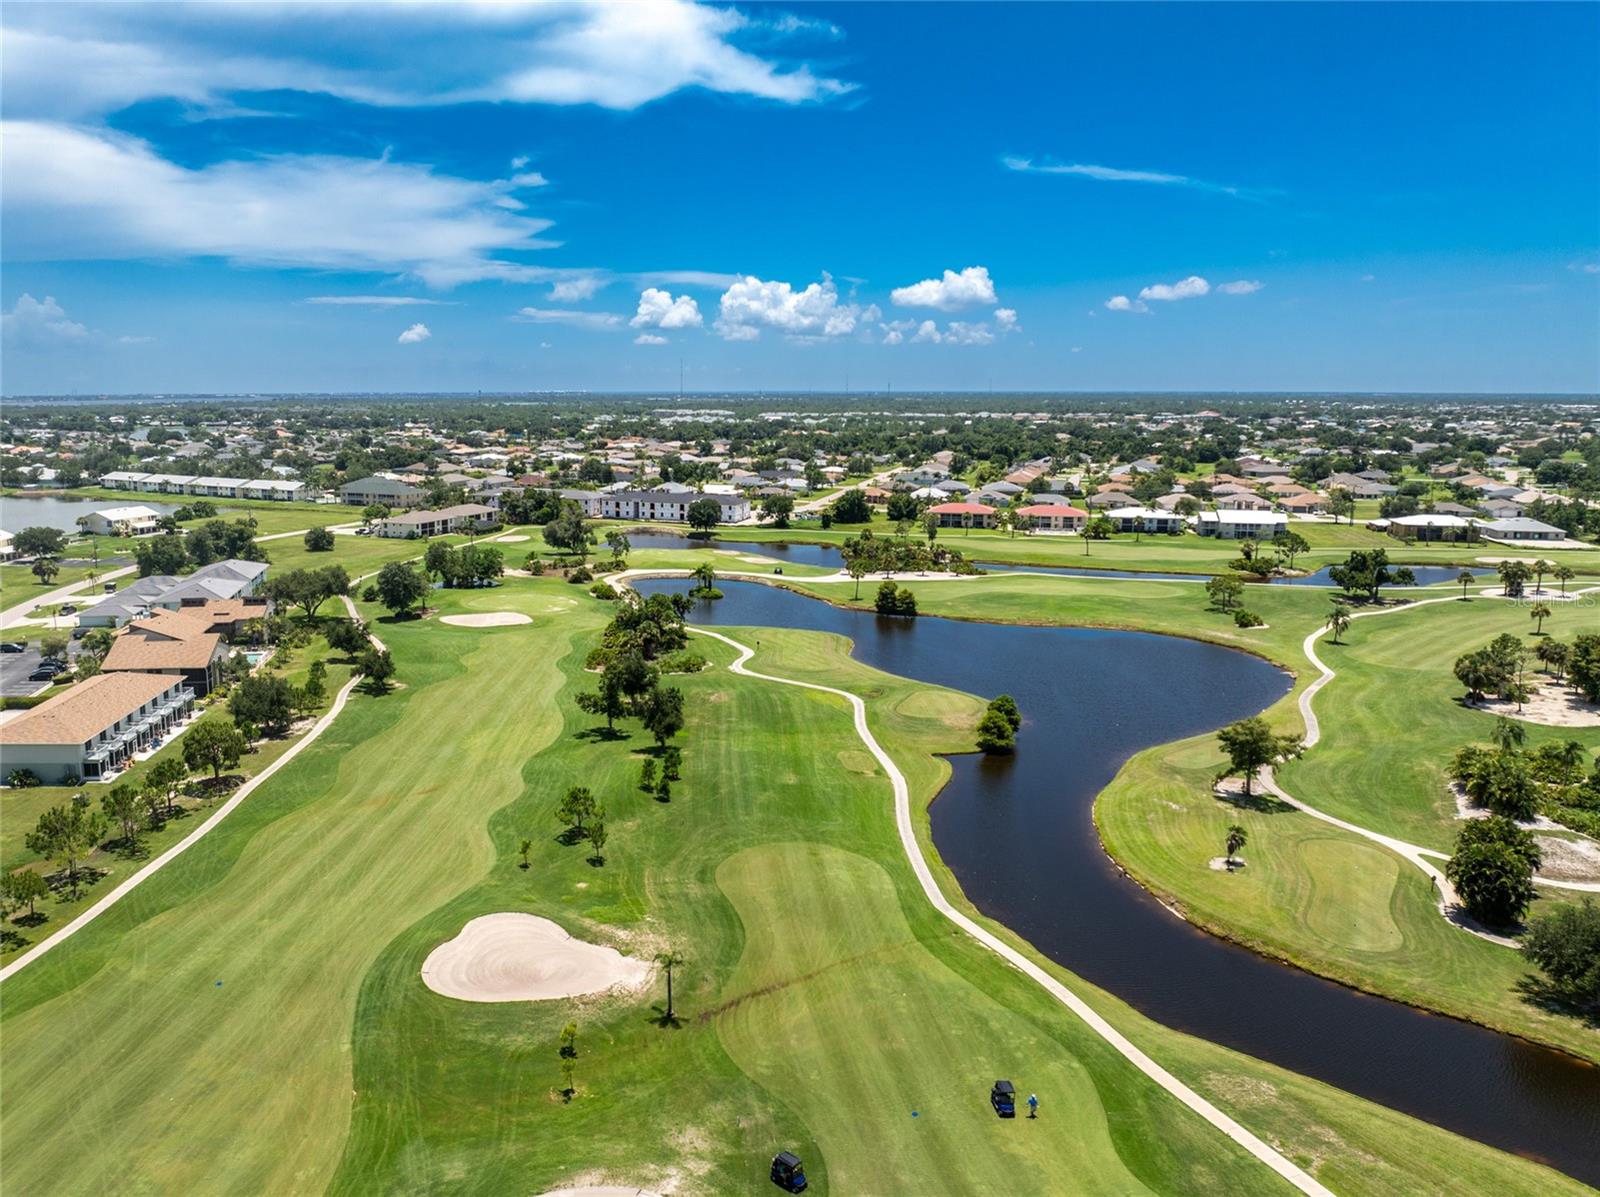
[635,269,742,288]
[1002,155,1262,199]
[714,274,865,340]
[631,287,703,329]
[634,333,669,345]
[881,315,1005,346]
[890,265,997,311]
[944,321,994,346]
[515,307,624,330]
[549,277,606,302]
[1215,279,1263,295]
[2,294,89,344]
[1070,346,1083,353]
[1360,273,1377,282]
[1104,295,1149,314]
[397,322,432,344]
[1,2,853,122]
[993,307,1019,332]
[912,320,943,344]
[306,295,450,306]
[1139,276,1211,302]
[3,120,561,287]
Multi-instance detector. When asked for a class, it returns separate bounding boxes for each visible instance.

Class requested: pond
[635,575,1600,1184]
[1,493,187,534]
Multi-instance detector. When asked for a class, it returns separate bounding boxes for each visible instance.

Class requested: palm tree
[1536,638,1571,680]
[1553,564,1575,595]
[1457,569,1475,600]
[1533,559,1553,594]
[1326,603,1351,645]
[1529,602,1552,636]
[690,562,716,593]
[654,950,684,1023]
[1556,740,1588,785]
[1492,716,1526,752]
[518,838,532,869]
[1224,824,1248,866]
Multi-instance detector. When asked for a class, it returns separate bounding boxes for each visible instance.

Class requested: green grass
[1,635,355,958]
[2,577,1583,1194]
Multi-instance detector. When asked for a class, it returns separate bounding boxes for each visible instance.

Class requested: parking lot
[0,641,84,698]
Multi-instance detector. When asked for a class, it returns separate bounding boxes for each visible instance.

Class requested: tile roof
[0,672,178,745]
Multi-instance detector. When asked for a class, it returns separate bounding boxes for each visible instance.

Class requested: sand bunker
[422,913,652,1002]
[1535,836,1600,885]
[1473,682,1600,728]
[438,612,533,628]
[496,534,531,542]
[534,1188,662,1197]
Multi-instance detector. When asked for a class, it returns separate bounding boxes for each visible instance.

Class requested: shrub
[1445,815,1540,925]
[589,581,619,600]
[568,565,593,584]
[874,580,917,617]
[657,651,709,674]
[6,769,41,788]
[1233,609,1265,628]
[1523,898,1600,1009]
[975,708,1015,754]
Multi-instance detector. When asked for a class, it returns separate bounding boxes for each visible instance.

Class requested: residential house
[1478,517,1566,543]
[1384,513,1477,543]
[101,609,230,695]
[1013,503,1087,532]
[1105,506,1186,535]
[1279,493,1330,515]
[926,502,998,529]
[0,672,196,784]
[1326,472,1397,499]
[78,559,269,628]
[1215,492,1273,511]
[1195,510,1289,540]
[79,505,163,537]
[339,476,425,508]
[378,504,499,539]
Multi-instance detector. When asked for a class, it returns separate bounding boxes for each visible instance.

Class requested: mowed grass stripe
[0,599,583,1195]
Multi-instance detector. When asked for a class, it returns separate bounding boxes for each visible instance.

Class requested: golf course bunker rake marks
[422,913,652,1002]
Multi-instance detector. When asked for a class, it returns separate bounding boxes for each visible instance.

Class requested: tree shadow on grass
[1515,976,1600,1030]
[1214,786,1295,815]
[648,1005,683,1029]
[553,827,586,847]
[574,726,628,743]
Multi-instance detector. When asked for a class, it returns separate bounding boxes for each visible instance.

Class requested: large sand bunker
[422,913,652,1002]
[438,612,533,628]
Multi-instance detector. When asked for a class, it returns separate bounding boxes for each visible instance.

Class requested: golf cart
[770,1150,808,1192]
[990,1079,1016,1118]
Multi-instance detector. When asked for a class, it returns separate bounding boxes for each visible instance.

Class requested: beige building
[0,673,196,784]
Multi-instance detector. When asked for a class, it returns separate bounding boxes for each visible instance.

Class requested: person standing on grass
[1028,1093,1039,1119]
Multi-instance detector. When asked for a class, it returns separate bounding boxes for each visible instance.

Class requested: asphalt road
[0,642,83,698]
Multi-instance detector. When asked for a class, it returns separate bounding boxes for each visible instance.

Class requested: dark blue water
[637,576,1600,1183]
[620,530,1485,588]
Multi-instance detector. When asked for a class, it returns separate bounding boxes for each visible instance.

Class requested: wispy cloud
[1108,275,1264,313]
[306,295,452,306]
[515,307,624,330]
[2,1,854,122]
[1002,155,1267,200]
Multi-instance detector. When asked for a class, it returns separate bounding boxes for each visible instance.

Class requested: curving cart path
[690,625,1336,1197]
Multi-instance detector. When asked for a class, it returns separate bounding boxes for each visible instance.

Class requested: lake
[2,493,186,534]
[636,575,1600,1184]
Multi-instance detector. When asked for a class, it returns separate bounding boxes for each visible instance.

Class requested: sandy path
[690,626,1335,1197]
[438,611,533,627]
[421,913,651,1002]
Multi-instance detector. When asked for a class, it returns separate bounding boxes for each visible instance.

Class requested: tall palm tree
[1492,716,1526,752]
[1457,569,1475,600]
[1529,602,1552,636]
[1556,740,1588,786]
[655,950,684,1023]
[1554,564,1575,595]
[1326,603,1351,645]
[1533,559,1553,594]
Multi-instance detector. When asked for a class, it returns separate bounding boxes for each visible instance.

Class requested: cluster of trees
[501,488,568,527]
[873,580,918,617]
[577,592,690,750]
[303,526,335,551]
[976,694,1021,754]
[1453,633,1531,705]
[829,488,873,524]
[1451,718,1599,835]
[262,565,350,618]
[541,502,594,559]
[758,494,795,527]
[1523,897,1600,1010]
[134,518,265,577]
[638,746,682,802]
[1327,549,1415,602]
[840,529,972,598]
[423,541,505,588]
[556,786,609,865]
[373,560,431,617]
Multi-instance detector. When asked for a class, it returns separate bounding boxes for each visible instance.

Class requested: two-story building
[0,672,196,784]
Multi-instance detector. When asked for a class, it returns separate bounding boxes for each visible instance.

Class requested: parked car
[990,1080,1016,1118]
[58,604,77,615]
[28,667,59,682]
[770,1151,808,1193]
[0,641,25,653]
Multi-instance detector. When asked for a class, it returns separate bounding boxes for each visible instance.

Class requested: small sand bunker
[438,611,534,628]
[422,913,652,1002]
[496,533,531,542]
[1535,836,1600,885]
[1472,682,1600,728]
[534,1188,662,1197]
[1208,856,1247,872]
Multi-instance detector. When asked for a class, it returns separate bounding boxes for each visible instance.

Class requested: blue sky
[3,1,1596,395]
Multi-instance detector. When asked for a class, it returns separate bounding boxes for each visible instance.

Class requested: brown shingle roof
[102,612,224,671]
[0,673,177,745]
